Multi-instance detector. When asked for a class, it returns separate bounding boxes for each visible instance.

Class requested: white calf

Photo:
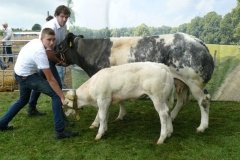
[66,62,174,144]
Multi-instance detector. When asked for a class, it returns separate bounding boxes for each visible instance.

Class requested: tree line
[69,0,240,45]
[2,1,240,45]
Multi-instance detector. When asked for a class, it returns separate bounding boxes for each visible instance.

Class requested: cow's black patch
[131,33,214,83]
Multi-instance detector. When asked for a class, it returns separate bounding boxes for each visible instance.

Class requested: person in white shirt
[2,23,13,64]
[0,28,79,139]
[28,5,70,116]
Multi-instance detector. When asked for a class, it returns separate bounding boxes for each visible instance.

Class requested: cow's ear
[67,33,75,48]
[67,33,75,40]
[78,35,84,38]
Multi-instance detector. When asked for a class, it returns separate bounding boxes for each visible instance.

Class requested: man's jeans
[56,65,65,88]
[28,61,62,110]
[0,73,65,132]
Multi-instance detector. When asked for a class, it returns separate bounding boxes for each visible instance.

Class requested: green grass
[1,92,240,160]
[1,44,240,159]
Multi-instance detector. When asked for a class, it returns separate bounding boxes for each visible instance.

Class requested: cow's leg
[90,111,100,129]
[150,96,172,144]
[170,79,189,120]
[95,98,111,140]
[188,83,210,133]
[116,102,127,120]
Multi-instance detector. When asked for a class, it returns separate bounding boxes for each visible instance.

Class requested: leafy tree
[111,28,123,37]
[158,26,172,34]
[220,13,234,44]
[187,17,204,38]
[32,24,41,31]
[133,23,150,36]
[170,27,178,33]
[231,1,240,43]
[178,23,188,33]
[201,11,222,44]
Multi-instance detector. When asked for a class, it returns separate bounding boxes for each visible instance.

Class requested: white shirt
[14,39,50,76]
[2,26,13,45]
[40,17,67,45]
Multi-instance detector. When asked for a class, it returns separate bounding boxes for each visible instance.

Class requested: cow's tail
[168,84,176,110]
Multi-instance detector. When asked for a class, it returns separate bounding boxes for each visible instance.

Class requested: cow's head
[56,33,112,77]
[56,33,81,66]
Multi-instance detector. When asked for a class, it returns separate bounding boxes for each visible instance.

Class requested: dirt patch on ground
[213,64,240,101]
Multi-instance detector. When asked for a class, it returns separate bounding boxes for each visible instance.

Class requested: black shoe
[0,125,14,131]
[28,109,46,117]
[55,130,79,139]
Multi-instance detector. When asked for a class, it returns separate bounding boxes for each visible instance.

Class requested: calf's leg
[90,112,100,129]
[151,96,172,144]
[116,102,127,120]
[95,98,111,140]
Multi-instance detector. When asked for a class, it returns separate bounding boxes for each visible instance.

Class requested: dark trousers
[28,61,62,110]
[0,73,65,132]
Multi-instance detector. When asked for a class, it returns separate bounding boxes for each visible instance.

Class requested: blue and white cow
[57,32,214,133]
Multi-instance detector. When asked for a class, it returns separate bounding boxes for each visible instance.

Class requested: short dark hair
[46,15,54,21]
[54,5,71,17]
[41,28,55,39]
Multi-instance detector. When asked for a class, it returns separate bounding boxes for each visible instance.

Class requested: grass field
[1,44,240,159]
[1,91,240,160]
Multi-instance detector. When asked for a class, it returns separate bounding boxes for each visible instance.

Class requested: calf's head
[63,89,81,120]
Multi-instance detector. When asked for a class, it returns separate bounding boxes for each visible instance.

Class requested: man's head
[2,23,8,29]
[41,28,56,50]
[54,5,71,27]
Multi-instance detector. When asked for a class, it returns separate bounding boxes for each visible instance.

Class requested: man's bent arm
[42,68,65,103]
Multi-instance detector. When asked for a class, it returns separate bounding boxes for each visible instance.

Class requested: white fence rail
[0,39,30,91]
[0,38,72,91]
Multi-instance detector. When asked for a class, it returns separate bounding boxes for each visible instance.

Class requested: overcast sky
[0,0,237,30]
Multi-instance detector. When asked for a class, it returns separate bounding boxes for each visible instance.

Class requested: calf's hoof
[89,124,98,129]
[196,126,207,133]
[156,139,164,145]
[114,117,123,121]
[95,134,103,140]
